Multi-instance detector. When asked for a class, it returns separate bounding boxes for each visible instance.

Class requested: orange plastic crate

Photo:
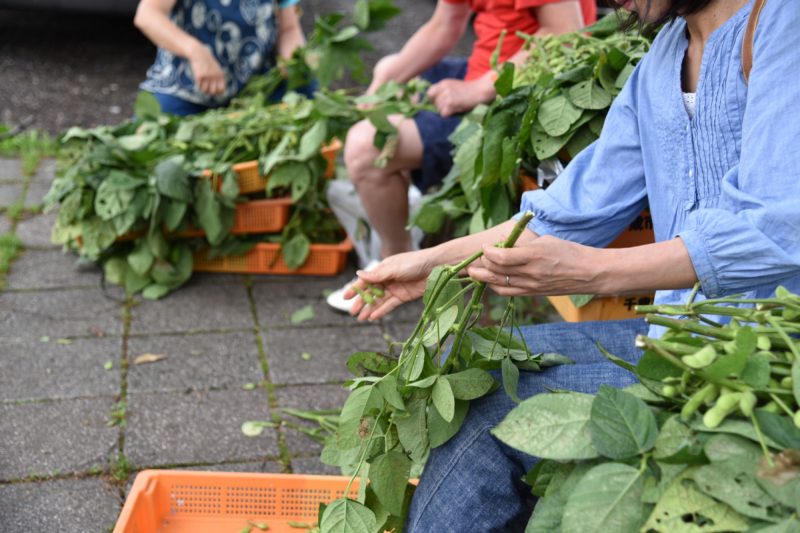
[547,293,655,322]
[210,140,341,195]
[193,237,353,276]
[114,470,358,533]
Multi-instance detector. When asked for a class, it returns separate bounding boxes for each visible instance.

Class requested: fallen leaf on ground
[133,353,166,365]
[104,361,113,370]
[57,338,72,345]
[290,305,315,325]
[301,352,312,361]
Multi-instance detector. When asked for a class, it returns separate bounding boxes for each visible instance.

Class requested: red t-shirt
[443,0,597,80]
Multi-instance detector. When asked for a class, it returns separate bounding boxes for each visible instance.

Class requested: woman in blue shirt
[344,0,800,530]
[134,0,307,115]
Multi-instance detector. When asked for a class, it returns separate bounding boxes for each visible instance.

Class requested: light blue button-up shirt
[516,0,800,335]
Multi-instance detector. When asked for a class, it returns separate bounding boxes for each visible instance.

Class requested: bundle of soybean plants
[46,91,338,299]
[305,213,568,532]
[492,287,800,533]
[411,13,651,238]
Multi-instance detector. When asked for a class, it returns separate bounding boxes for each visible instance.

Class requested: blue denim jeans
[406,318,648,532]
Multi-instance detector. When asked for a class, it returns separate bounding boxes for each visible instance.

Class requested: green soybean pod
[794,411,800,429]
[757,335,772,351]
[739,391,757,417]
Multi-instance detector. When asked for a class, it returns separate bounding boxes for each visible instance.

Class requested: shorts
[411,57,468,193]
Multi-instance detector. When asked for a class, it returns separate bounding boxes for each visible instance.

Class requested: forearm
[277,6,305,60]
[134,1,199,59]
[370,3,470,88]
[593,238,698,295]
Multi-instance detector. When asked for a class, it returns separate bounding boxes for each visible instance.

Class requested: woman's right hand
[345,250,435,321]
[188,43,226,96]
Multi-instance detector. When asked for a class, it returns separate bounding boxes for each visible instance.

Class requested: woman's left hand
[466,235,604,296]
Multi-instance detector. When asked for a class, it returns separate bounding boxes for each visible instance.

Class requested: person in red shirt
[327,0,595,312]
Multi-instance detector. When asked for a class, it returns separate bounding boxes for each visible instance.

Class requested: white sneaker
[326,260,380,313]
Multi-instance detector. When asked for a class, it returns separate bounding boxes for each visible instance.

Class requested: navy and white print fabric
[142,0,292,106]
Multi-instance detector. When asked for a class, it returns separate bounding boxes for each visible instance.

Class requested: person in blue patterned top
[134,0,307,115]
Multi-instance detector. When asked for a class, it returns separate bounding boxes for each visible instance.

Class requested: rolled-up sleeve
[676,1,800,298]
[515,62,648,248]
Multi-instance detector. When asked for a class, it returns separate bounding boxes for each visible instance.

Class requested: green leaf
[147,230,169,261]
[432,377,455,422]
[642,470,750,532]
[703,433,761,463]
[282,233,310,270]
[691,417,782,449]
[127,240,154,276]
[421,305,458,347]
[346,351,397,377]
[444,368,496,400]
[163,200,187,232]
[142,283,171,300]
[501,357,521,403]
[742,353,772,388]
[154,156,192,202]
[319,498,376,533]
[753,409,800,449]
[290,304,315,325]
[755,518,800,533]
[703,327,756,381]
[94,172,139,221]
[793,361,800,406]
[636,349,682,381]
[354,0,369,29]
[530,128,570,160]
[368,452,411,516]
[337,385,382,450]
[376,375,405,410]
[494,62,515,97]
[298,121,327,159]
[394,398,429,463]
[428,399,468,449]
[561,463,645,533]
[567,81,612,110]
[492,392,599,461]
[194,180,227,246]
[134,91,161,120]
[103,257,127,285]
[653,415,706,464]
[537,94,582,137]
[589,385,658,459]
[691,460,782,522]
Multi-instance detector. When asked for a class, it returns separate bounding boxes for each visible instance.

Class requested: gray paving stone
[0,158,23,180]
[0,397,118,481]
[30,158,57,184]
[291,456,341,476]
[0,288,124,340]
[0,478,121,533]
[6,249,101,290]
[127,331,263,394]
[174,460,283,473]
[252,275,362,329]
[0,182,23,206]
[126,389,278,467]
[15,211,58,248]
[275,384,350,456]
[129,283,254,334]
[0,336,121,401]
[24,177,52,208]
[262,325,388,385]
[0,216,11,235]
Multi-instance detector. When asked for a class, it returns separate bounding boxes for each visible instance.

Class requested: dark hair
[606,0,715,31]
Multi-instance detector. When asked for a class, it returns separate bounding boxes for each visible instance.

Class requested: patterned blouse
[140,0,298,106]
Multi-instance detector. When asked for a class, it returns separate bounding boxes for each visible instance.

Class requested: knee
[344,121,381,185]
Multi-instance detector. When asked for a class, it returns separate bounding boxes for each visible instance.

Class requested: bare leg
[344,115,424,258]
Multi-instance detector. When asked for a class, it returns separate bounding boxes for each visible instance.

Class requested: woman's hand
[467,235,604,296]
[188,43,226,96]
[427,76,496,117]
[344,250,436,321]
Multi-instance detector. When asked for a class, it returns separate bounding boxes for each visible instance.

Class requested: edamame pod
[682,345,717,369]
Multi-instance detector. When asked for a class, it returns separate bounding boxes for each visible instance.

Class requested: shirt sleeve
[514,60,648,248]
[676,1,800,298]
[278,0,299,8]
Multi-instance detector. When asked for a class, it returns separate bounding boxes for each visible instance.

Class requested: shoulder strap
[742,0,768,84]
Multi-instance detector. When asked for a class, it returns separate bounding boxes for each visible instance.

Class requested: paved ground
[0,157,426,532]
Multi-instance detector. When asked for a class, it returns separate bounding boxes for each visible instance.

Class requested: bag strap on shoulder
[742,0,768,83]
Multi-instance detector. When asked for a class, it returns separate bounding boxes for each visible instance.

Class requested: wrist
[185,39,205,61]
